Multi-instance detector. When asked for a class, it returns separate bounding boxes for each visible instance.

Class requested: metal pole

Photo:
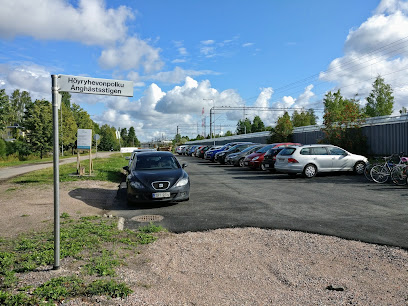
[60,100,63,156]
[51,75,60,270]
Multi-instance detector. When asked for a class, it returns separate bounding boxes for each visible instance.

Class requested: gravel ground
[1,181,407,305]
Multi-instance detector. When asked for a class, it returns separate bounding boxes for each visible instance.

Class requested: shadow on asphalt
[68,183,180,211]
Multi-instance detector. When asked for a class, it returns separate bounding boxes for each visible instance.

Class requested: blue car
[204,142,248,162]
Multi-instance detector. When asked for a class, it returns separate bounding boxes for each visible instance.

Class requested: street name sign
[58,75,133,97]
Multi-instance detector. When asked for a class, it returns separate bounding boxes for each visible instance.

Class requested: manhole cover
[132,215,164,223]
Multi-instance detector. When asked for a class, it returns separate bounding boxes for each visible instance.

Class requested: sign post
[51,75,60,270]
[52,75,133,270]
[77,129,92,175]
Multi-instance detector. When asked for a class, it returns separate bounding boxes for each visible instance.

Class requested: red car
[243,143,301,170]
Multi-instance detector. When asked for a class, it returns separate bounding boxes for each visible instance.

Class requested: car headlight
[130,181,144,189]
[175,177,189,187]
[252,156,259,161]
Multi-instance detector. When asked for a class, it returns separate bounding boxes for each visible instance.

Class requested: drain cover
[132,215,164,223]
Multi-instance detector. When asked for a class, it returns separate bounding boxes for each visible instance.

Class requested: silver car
[274,144,368,178]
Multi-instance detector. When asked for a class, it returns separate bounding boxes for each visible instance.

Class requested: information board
[77,129,92,149]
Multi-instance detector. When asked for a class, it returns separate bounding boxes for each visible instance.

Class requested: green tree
[224,130,234,136]
[60,102,78,154]
[292,109,318,127]
[251,115,265,132]
[0,89,10,131]
[61,92,71,108]
[400,106,407,115]
[322,90,366,153]
[9,89,21,125]
[364,75,394,117]
[120,128,129,146]
[71,103,94,129]
[99,124,119,151]
[23,99,53,159]
[236,118,252,134]
[269,112,293,143]
[127,126,140,146]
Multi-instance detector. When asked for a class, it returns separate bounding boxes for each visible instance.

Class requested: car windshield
[133,155,179,170]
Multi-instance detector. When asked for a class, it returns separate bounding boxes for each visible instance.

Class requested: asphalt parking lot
[113,155,408,249]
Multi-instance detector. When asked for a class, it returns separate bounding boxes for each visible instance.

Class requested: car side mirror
[182,163,188,168]
[123,166,130,172]
[125,156,130,160]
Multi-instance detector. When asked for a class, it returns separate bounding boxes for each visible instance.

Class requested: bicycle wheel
[370,165,390,183]
[364,163,374,181]
[391,165,408,186]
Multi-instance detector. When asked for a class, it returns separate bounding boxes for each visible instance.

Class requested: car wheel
[303,164,317,178]
[239,158,245,167]
[354,161,365,175]
[260,163,266,171]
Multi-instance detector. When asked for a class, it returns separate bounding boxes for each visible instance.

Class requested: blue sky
[1,0,408,141]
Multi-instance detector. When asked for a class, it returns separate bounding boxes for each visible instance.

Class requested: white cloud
[99,37,164,73]
[178,47,188,56]
[0,0,133,46]
[201,40,215,45]
[242,43,254,47]
[319,0,408,114]
[143,67,218,84]
[0,63,50,99]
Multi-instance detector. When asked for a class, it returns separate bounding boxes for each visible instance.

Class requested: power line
[241,35,408,103]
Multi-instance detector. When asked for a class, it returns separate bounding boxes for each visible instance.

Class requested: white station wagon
[275,144,368,178]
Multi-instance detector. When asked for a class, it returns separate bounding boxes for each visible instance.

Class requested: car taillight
[288,158,299,163]
[272,156,276,161]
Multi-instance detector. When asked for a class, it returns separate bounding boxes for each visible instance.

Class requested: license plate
[152,192,170,198]
[244,162,249,165]
[265,164,269,168]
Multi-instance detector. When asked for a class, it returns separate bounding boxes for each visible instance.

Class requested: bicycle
[370,153,407,184]
[390,158,408,186]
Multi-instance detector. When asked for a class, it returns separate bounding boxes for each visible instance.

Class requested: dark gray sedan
[123,151,190,204]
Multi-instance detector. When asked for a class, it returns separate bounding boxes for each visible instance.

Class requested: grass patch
[11,153,126,185]
[0,214,165,304]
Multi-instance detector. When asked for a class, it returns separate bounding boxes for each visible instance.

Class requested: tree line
[0,90,140,160]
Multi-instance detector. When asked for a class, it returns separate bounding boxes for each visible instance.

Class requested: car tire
[354,161,365,175]
[238,158,245,167]
[303,164,317,178]
[260,163,266,171]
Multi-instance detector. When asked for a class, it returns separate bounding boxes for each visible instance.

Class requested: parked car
[123,151,190,204]
[197,145,211,158]
[274,144,368,178]
[244,143,300,170]
[225,144,266,167]
[262,145,301,172]
[204,143,243,162]
[215,143,257,164]
[176,145,187,155]
[187,145,199,156]
[193,145,205,157]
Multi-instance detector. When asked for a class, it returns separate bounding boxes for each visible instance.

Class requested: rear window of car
[280,148,296,156]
